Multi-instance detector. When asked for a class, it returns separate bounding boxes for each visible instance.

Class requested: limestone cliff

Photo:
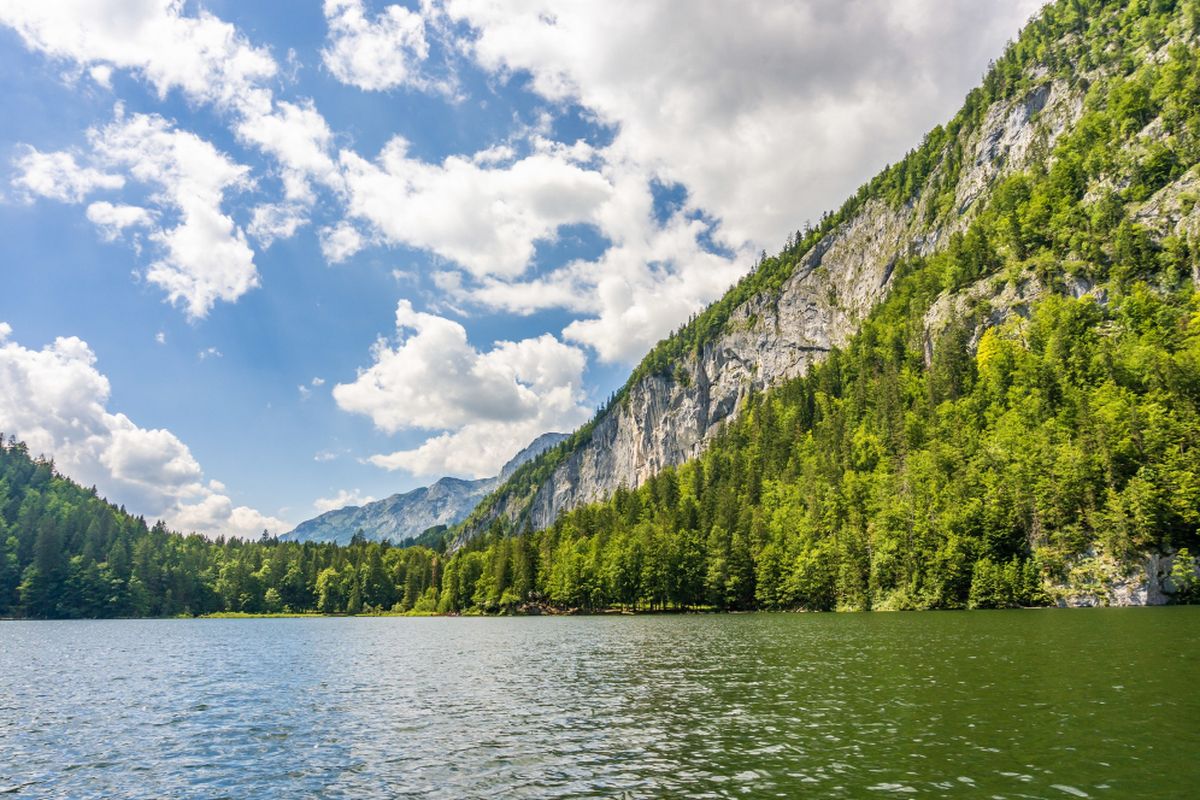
[458,73,1089,546]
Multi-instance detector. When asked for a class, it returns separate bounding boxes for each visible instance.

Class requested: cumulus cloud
[12,147,124,202]
[235,98,341,202]
[339,136,612,276]
[85,200,153,241]
[1,1,341,248]
[248,202,308,247]
[313,488,376,513]
[0,323,288,537]
[446,0,1045,252]
[322,0,436,92]
[95,112,258,318]
[454,165,746,362]
[319,221,366,264]
[334,300,589,476]
[13,111,259,319]
[0,0,276,117]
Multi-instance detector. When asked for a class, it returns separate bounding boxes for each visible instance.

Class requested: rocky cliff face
[288,432,567,545]
[462,75,1089,543]
[287,476,493,546]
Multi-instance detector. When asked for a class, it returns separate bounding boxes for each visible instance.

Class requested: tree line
[438,0,1200,612]
[2,0,1199,618]
[0,444,442,618]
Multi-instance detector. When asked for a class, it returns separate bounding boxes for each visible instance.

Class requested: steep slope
[285,475,491,545]
[286,432,567,545]
[459,0,1123,545]
[434,0,1200,611]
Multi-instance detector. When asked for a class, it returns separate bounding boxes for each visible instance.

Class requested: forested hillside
[6,0,1200,618]
[458,0,1200,546]
[433,0,1200,612]
[0,439,441,617]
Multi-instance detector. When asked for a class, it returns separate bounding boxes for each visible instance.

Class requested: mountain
[432,0,1200,610]
[458,7,1090,544]
[8,0,1200,619]
[285,432,568,545]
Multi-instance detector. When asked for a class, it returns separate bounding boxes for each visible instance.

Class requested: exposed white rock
[1052,551,1173,607]
[465,78,1091,543]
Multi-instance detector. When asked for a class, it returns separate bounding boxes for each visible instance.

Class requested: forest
[2,0,1200,618]
[0,440,442,618]
[439,0,1200,613]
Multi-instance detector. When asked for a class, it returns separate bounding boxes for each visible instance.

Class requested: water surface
[1,609,1197,798]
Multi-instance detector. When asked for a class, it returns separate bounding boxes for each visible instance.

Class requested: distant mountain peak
[284,431,569,545]
[499,431,568,482]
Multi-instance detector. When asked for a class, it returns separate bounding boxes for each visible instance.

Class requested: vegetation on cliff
[435,0,1200,612]
[5,0,1200,618]
[463,0,1200,537]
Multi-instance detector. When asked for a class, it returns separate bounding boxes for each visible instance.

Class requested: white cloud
[155,331,166,344]
[446,0,1046,253]
[239,100,337,184]
[17,111,259,319]
[12,146,123,202]
[450,162,746,362]
[0,0,276,117]
[319,221,365,263]
[311,376,326,387]
[313,487,376,513]
[88,63,112,87]
[169,493,290,540]
[334,300,589,476]
[0,322,288,537]
[322,0,434,92]
[91,112,258,318]
[198,346,222,360]
[235,99,341,202]
[248,202,308,247]
[339,136,612,277]
[85,200,153,240]
[298,384,311,400]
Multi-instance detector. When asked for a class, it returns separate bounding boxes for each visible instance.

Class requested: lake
[1,609,1197,798]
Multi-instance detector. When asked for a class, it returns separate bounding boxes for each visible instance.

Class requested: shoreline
[2,603,1183,621]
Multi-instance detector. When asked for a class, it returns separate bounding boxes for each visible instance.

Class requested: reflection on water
[1,609,1197,798]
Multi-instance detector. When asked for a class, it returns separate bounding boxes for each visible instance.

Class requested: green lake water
[1,608,1197,798]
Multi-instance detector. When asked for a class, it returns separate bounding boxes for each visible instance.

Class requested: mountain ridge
[454,2,1103,547]
[286,432,567,545]
[430,0,1200,612]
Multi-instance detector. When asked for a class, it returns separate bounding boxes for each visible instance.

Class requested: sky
[0,0,1046,537]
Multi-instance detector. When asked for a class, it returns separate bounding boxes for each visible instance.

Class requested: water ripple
[1,609,1197,798]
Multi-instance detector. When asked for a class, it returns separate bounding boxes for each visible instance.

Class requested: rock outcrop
[287,432,567,545]
[461,75,1088,544]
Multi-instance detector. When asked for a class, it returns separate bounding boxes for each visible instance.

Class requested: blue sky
[0,0,1043,536]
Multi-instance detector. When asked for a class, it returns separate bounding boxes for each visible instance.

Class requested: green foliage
[465,0,1200,539]
[0,437,443,618]
[432,0,1200,613]
[1169,547,1198,601]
